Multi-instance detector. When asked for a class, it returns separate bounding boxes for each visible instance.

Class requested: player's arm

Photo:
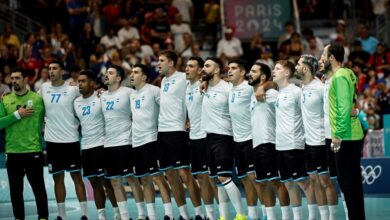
[0,101,33,129]
[255,81,277,102]
[333,76,352,139]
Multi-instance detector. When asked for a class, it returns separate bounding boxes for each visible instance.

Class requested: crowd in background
[0,0,390,130]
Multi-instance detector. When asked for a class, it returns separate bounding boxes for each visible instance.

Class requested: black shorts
[254,143,280,182]
[325,139,337,179]
[81,146,105,178]
[277,149,308,182]
[206,133,234,178]
[189,138,209,175]
[157,131,190,170]
[305,144,329,175]
[104,145,133,179]
[46,142,81,174]
[133,142,160,178]
[234,140,255,179]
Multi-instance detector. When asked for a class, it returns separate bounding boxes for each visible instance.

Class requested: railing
[0,3,42,39]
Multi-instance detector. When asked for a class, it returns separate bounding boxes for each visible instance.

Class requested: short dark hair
[276,60,295,78]
[188,57,204,68]
[300,54,319,75]
[328,43,345,63]
[48,60,65,69]
[205,57,223,71]
[79,69,97,82]
[12,67,28,78]
[109,64,125,82]
[133,63,151,81]
[253,62,271,81]
[228,59,247,72]
[159,50,178,66]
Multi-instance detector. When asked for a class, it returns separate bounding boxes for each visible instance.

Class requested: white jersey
[130,84,160,147]
[229,81,253,142]
[323,77,332,139]
[185,81,206,140]
[158,71,187,132]
[301,79,325,146]
[251,88,278,147]
[40,82,79,143]
[275,84,305,150]
[101,87,133,148]
[74,92,104,150]
[201,80,233,136]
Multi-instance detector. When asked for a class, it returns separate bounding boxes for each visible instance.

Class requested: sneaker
[194,216,204,220]
[80,216,88,220]
[54,217,63,220]
[218,217,225,220]
[234,214,248,220]
[163,216,173,220]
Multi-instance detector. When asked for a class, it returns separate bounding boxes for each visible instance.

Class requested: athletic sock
[319,205,329,220]
[218,186,230,220]
[163,202,173,218]
[308,204,317,220]
[292,206,302,220]
[79,201,88,217]
[222,179,243,215]
[248,206,258,219]
[266,206,276,220]
[179,205,190,219]
[57,202,66,220]
[136,202,146,219]
[205,204,216,220]
[117,201,129,220]
[281,206,290,220]
[146,203,157,220]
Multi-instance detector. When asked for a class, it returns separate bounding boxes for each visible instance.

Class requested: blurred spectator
[0,72,11,95]
[365,68,379,91]
[50,23,69,56]
[371,0,389,16]
[100,27,122,54]
[376,80,390,123]
[118,18,140,48]
[34,66,50,92]
[19,33,41,61]
[277,21,295,49]
[103,0,122,29]
[170,13,192,53]
[40,45,56,68]
[62,39,79,69]
[87,0,105,38]
[357,23,379,54]
[216,26,243,60]
[256,46,275,70]
[143,42,161,87]
[172,0,194,23]
[140,12,155,45]
[302,28,324,55]
[36,27,49,48]
[304,36,322,59]
[78,22,99,69]
[123,42,142,66]
[202,0,220,49]
[65,65,81,86]
[0,46,17,71]
[66,0,89,44]
[150,7,171,47]
[178,32,194,59]
[121,0,144,24]
[0,24,21,50]
[352,62,368,94]
[348,40,371,68]
[286,32,304,63]
[249,33,266,64]
[329,19,351,46]
[368,42,390,78]
[17,44,41,87]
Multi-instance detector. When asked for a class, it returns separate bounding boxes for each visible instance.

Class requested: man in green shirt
[0,67,48,220]
[321,43,365,220]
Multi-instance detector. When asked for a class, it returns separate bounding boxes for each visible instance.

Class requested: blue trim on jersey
[134,173,150,178]
[217,171,232,175]
[68,169,82,173]
[209,174,218,179]
[174,165,191,170]
[105,175,122,179]
[83,173,105,179]
[268,176,281,181]
[237,173,248,179]
[248,170,256,174]
[159,166,173,171]
[192,171,209,175]
[256,178,268,183]
[330,176,338,180]
[281,178,293,183]
[294,176,309,182]
[319,171,330,176]
[150,171,162,176]
[50,170,66,175]
[122,173,134,177]
[307,170,318,175]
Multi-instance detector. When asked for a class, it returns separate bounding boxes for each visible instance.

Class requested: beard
[320,60,332,75]
[13,84,21,91]
[248,76,260,86]
[201,71,214,82]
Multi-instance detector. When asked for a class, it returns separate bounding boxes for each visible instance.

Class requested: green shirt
[329,68,363,141]
[0,91,45,153]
